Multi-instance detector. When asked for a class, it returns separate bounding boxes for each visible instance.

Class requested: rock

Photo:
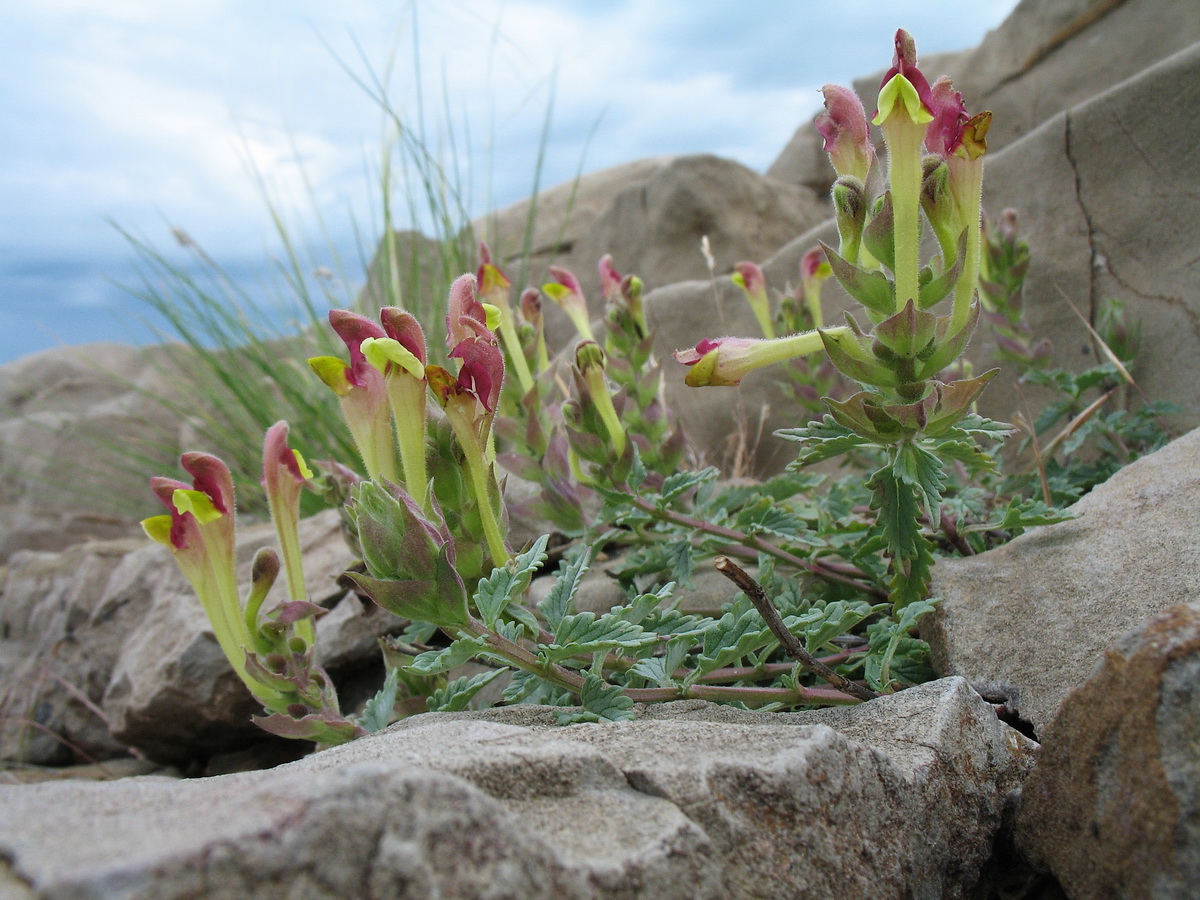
[0,677,1033,899]
[474,155,677,285]
[0,342,184,561]
[0,537,153,766]
[925,426,1200,736]
[1015,601,1200,898]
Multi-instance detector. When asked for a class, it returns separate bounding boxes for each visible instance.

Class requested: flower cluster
[675,28,995,444]
[143,424,362,745]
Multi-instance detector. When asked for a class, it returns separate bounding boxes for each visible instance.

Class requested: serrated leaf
[502,669,572,706]
[995,496,1076,531]
[408,635,488,675]
[732,498,819,545]
[537,543,592,630]
[665,539,694,587]
[694,608,772,675]
[800,600,883,654]
[557,672,635,723]
[659,468,719,504]
[542,612,658,663]
[627,443,648,490]
[864,600,937,690]
[358,667,400,733]
[891,442,947,520]
[639,608,713,639]
[427,668,508,713]
[612,590,667,625]
[870,465,922,562]
[953,413,1014,442]
[778,416,873,468]
[629,637,691,687]
[932,438,999,476]
[475,534,549,628]
[888,537,936,611]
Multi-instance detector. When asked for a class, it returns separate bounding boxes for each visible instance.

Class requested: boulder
[0,677,1033,899]
[1015,600,1200,898]
[925,425,1200,736]
[0,537,149,766]
[0,342,184,561]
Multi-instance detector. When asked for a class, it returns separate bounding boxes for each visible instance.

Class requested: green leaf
[694,608,772,676]
[665,539,695,587]
[993,496,1076,531]
[408,635,488,675]
[931,438,999,477]
[659,468,719,504]
[542,612,658,664]
[475,535,549,628]
[502,670,572,706]
[864,600,937,690]
[870,465,922,563]
[427,668,508,713]
[778,416,873,468]
[629,637,691,687]
[800,600,884,654]
[557,672,636,723]
[537,543,592,630]
[612,589,669,626]
[627,443,648,491]
[358,667,400,733]
[952,414,1014,442]
[891,441,947,520]
[732,497,820,544]
[888,537,936,612]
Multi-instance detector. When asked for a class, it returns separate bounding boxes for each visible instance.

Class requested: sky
[0,0,1021,366]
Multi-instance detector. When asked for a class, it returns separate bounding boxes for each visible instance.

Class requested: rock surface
[926,425,1200,736]
[0,678,1033,900]
[1015,601,1200,899]
[0,343,179,561]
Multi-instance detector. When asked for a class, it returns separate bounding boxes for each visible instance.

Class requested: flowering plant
[144,30,1083,740]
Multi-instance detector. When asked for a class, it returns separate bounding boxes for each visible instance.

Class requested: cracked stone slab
[0,677,1033,900]
[927,426,1200,736]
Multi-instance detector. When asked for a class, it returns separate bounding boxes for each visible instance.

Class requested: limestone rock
[1015,601,1200,898]
[925,426,1200,736]
[0,677,1033,899]
[0,342,183,561]
[0,537,155,765]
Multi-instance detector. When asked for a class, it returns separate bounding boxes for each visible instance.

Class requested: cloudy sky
[0,0,1020,365]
